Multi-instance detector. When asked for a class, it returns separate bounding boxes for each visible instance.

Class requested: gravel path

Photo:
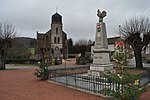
[1,58,150,100]
[140,85,150,100]
[0,69,107,100]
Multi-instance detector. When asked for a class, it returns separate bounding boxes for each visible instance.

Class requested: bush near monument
[76,55,86,65]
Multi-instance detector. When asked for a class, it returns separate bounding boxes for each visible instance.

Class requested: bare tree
[120,16,150,68]
[0,22,18,69]
[87,39,93,52]
[75,39,88,57]
[67,38,74,54]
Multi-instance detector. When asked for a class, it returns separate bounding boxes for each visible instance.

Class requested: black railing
[49,68,150,97]
[49,71,123,97]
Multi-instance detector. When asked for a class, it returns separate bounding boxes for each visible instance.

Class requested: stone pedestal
[88,20,113,76]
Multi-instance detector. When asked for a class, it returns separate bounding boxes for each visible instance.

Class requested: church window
[58,37,60,43]
[56,28,58,35]
[54,37,57,43]
[51,48,53,54]
[60,48,63,53]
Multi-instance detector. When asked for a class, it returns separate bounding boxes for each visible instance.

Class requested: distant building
[107,37,120,53]
[37,12,68,62]
[91,36,133,60]
[108,36,133,59]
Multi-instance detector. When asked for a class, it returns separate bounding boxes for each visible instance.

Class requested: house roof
[108,36,120,44]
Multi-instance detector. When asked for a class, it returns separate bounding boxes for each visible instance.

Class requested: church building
[37,12,68,62]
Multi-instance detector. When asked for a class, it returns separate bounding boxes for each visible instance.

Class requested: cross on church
[56,7,58,12]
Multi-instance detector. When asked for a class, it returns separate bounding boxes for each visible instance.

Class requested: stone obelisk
[88,9,113,76]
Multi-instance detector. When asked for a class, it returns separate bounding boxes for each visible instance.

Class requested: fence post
[75,73,76,87]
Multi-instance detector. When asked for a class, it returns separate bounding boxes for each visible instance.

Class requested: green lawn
[13,63,37,66]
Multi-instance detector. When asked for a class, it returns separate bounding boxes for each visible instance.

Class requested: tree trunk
[0,59,5,69]
[0,50,5,69]
[0,58,3,69]
[134,48,143,69]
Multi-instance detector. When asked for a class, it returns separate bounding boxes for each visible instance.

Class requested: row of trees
[68,38,93,57]
[7,43,32,60]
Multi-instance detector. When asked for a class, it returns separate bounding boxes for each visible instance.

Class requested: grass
[13,63,37,66]
[13,63,52,67]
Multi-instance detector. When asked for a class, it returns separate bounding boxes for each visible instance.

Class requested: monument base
[88,63,113,76]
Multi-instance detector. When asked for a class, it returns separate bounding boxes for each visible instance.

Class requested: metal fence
[49,70,123,96]
[48,68,150,97]
[139,69,150,86]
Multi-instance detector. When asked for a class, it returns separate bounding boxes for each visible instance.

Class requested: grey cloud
[0,0,150,41]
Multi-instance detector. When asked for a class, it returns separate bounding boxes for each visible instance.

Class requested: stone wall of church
[37,12,68,61]
[51,23,63,49]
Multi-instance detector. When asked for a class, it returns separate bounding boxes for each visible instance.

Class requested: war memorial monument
[88,9,113,76]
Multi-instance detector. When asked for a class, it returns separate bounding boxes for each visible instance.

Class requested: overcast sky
[0,0,150,41]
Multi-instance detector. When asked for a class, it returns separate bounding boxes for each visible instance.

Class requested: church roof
[52,12,62,24]
[37,33,45,40]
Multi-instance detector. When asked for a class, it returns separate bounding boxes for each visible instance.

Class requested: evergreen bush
[34,61,49,80]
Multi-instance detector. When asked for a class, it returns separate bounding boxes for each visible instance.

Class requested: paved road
[3,62,150,100]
